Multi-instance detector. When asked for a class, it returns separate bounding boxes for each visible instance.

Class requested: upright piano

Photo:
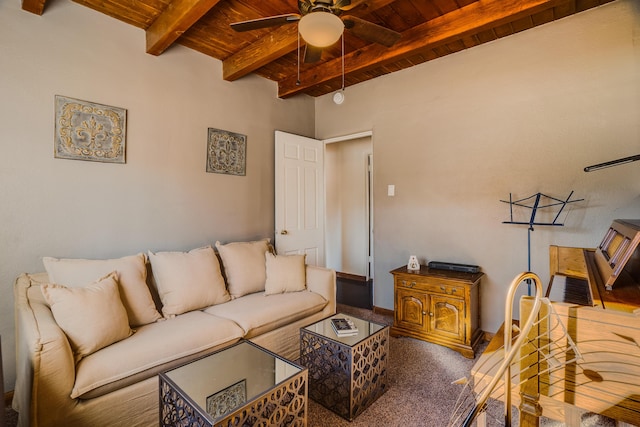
[472,219,640,427]
[547,219,640,313]
[528,219,640,426]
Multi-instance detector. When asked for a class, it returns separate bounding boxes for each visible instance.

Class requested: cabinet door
[429,295,465,342]
[395,288,428,332]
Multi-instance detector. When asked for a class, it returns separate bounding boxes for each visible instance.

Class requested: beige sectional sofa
[13,240,336,427]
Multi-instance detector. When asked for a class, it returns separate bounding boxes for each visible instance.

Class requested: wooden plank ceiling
[23,0,613,98]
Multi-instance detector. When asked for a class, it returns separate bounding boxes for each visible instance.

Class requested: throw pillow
[264,252,306,295]
[148,246,230,317]
[41,272,133,363]
[43,253,162,327]
[215,239,271,298]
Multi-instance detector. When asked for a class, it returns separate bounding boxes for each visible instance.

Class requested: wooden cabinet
[390,266,483,358]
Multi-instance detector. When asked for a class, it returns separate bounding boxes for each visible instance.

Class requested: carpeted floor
[310,304,478,426]
[3,304,617,426]
[3,401,17,427]
[309,304,616,427]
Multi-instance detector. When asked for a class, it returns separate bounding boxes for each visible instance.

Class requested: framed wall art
[206,128,246,176]
[205,379,246,419]
[54,95,127,163]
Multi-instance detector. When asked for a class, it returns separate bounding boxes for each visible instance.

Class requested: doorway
[324,134,373,309]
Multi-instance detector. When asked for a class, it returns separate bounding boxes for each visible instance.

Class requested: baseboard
[372,306,393,317]
[5,390,13,408]
[336,272,368,282]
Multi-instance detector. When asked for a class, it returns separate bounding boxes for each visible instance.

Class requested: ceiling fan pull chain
[341,32,345,91]
[296,31,301,86]
[333,32,346,105]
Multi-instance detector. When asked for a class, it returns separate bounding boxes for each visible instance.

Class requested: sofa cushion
[43,253,162,327]
[264,253,306,295]
[73,311,244,399]
[204,290,328,338]
[215,239,271,298]
[41,272,133,363]
[148,246,230,317]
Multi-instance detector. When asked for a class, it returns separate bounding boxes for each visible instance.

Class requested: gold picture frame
[54,95,126,163]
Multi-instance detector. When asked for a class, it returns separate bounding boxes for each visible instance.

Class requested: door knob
[280,230,288,235]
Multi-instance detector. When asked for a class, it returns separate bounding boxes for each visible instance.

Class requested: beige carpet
[309,304,478,426]
[311,304,489,427]
[309,304,616,427]
[3,304,618,426]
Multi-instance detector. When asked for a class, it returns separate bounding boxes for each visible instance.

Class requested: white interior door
[274,130,325,266]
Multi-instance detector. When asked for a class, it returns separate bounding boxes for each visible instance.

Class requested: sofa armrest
[14,273,77,426]
[305,265,336,314]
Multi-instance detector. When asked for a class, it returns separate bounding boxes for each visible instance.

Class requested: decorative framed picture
[54,95,126,163]
[206,128,246,176]
[206,379,246,419]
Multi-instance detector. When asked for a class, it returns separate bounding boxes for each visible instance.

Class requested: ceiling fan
[230,0,401,63]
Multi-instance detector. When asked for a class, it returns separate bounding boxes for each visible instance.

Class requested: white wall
[325,137,372,277]
[316,0,640,333]
[0,1,314,391]
[1,0,638,395]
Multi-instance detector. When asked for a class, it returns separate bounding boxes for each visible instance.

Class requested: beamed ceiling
[22,0,613,98]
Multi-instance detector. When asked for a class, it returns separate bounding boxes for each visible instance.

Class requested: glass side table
[160,340,307,426]
[300,314,389,420]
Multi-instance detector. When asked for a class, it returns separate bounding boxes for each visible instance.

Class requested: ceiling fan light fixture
[298,11,344,48]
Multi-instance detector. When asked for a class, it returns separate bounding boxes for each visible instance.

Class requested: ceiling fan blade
[336,0,367,11]
[230,14,300,32]
[304,44,323,63]
[342,15,400,47]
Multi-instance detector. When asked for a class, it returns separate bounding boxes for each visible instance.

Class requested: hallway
[336,276,372,309]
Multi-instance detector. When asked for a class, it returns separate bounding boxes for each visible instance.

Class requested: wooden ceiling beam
[22,0,48,15]
[222,0,398,82]
[278,0,566,97]
[146,0,224,56]
[224,25,299,81]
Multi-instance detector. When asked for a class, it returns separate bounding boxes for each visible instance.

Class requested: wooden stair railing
[449,272,583,427]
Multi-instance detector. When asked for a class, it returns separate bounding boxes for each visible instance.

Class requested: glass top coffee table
[300,313,389,420]
[159,340,307,426]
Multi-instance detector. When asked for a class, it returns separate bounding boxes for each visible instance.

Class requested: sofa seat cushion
[73,311,244,399]
[204,291,328,338]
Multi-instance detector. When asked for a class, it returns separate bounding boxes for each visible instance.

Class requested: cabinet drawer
[395,277,464,296]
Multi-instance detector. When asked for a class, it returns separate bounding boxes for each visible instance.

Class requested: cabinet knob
[429,312,434,316]
[402,280,407,286]
[410,281,416,288]
[440,286,446,291]
[422,311,427,316]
